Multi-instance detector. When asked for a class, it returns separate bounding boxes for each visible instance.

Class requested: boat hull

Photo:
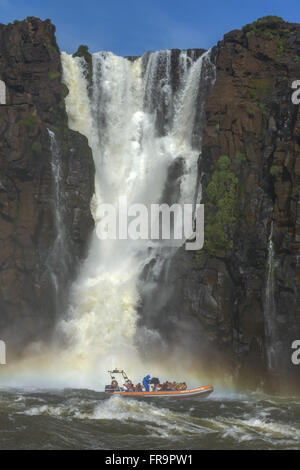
[107,385,214,398]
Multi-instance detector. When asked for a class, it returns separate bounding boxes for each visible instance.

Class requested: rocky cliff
[142,17,300,390]
[0,15,299,390]
[0,18,94,353]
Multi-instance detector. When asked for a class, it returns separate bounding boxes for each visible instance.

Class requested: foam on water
[10,392,299,447]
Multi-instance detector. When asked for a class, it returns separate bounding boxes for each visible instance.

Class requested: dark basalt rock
[73,45,93,89]
[0,17,95,354]
[140,18,300,391]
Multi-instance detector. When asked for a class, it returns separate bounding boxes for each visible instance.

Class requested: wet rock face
[144,18,300,389]
[201,18,300,388]
[0,18,94,351]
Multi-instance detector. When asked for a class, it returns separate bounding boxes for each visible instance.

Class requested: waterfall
[46,129,69,310]
[263,221,279,371]
[60,49,216,377]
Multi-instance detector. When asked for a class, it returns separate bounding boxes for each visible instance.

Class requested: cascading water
[46,129,69,312]
[59,48,216,381]
[263,221,279,371]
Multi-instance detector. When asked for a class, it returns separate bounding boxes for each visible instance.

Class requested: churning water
[0,388,298,450]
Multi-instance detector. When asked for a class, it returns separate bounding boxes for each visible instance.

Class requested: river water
[0,388,299,450]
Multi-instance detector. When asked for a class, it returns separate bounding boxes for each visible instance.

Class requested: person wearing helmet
[143,375,151,392]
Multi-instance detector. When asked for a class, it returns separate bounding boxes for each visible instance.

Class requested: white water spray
[46,129,68,303]
[263,221,279,371]
[58,49,215,383]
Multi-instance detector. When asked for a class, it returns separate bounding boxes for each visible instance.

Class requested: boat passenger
[162,381,170,391]
[111,380,119,391]
[136,383,142,392]
[143,375,151,392]
[123,380,134,391]
[162,381,169,390]
[128,381,135,391]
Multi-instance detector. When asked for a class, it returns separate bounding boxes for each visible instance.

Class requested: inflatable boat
[104,369,214,399]
[107,385,214,398]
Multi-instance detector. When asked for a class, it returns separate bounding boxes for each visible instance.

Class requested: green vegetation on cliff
[242,15,294,47]
[32,141,42,154]
[44,37,60,54]
[20,114,37,138]
[243,16,284,33]
[48,71,61,80]
[249,78,273,105]
[270,164,280,177]
[203,156,238,257]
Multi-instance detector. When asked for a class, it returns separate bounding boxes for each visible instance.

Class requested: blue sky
[1,0,300,56]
